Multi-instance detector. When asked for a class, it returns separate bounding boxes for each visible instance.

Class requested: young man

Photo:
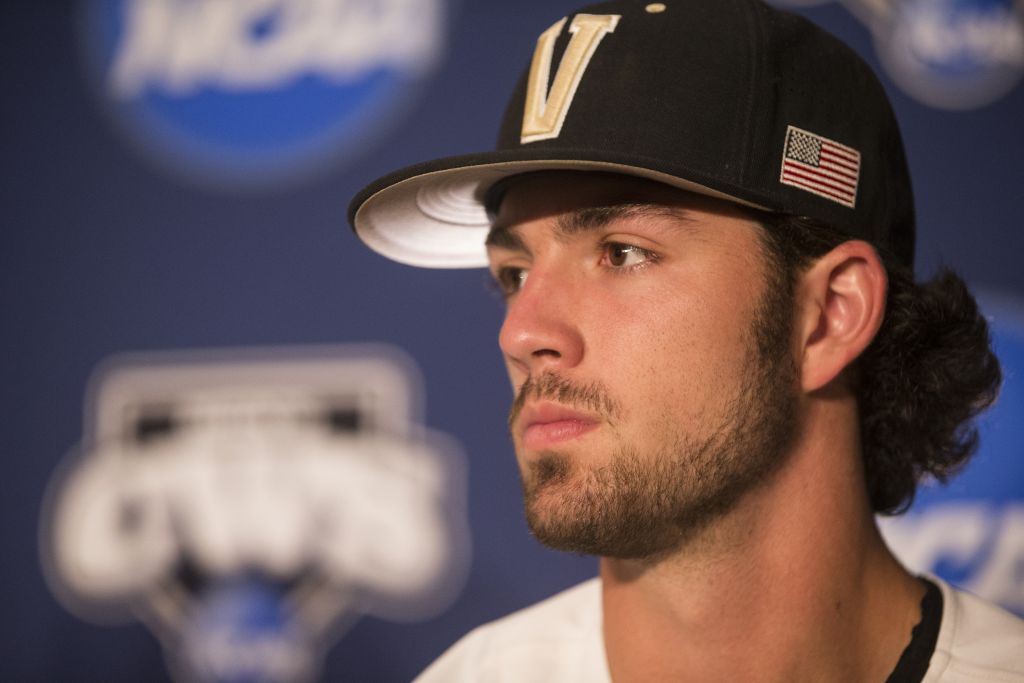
[349,0,1024,680]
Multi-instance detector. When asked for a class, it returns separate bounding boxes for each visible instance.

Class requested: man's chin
[524,502,679,560]
[521,471,679,560]
[530,450,573,482]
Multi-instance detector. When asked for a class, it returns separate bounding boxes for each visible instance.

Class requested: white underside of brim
[354,159,768,268]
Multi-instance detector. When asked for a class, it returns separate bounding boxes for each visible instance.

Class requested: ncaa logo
[79,0,446,189]
[873,0,1024,110]
[41,346,469,682]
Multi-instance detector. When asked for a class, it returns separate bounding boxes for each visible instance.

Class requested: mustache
[508,371,621,431]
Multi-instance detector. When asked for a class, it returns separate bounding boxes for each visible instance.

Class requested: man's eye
[493,266,529,295]
[604,243,652,268]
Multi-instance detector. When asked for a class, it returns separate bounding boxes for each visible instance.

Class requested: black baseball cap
[348,0,915,269]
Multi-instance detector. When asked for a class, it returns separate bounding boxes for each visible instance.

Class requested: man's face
[486,172,799,559]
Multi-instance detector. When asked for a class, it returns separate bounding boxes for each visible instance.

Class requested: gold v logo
[521,13,621,144]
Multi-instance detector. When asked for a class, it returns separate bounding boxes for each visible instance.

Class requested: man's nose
[498,267,585,375]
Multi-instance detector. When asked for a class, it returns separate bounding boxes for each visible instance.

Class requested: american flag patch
[779,126,860,208]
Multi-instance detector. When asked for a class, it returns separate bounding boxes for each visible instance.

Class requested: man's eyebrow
[485,203,694,251]
[485,223,527,251]
[555,203,693,237]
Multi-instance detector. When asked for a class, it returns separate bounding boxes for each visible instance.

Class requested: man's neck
[599,394,926,683]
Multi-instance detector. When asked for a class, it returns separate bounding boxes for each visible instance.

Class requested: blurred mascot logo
[876,0,1024,110]
[41,346,469,683]
[79,0,445,189]
[771,0,1024,110]
[881,504,1024,615]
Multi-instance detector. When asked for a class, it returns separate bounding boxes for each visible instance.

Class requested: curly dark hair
[756,214,1002,514]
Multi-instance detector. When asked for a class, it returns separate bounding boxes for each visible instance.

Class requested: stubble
[512,273,799,560]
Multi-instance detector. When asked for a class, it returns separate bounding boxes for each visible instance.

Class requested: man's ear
[795,240,888,393]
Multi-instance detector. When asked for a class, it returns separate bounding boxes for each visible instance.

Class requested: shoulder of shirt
[924,574,1024,682]
[413,577,608,683]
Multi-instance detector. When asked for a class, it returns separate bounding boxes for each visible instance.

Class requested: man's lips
[517,402,600,450]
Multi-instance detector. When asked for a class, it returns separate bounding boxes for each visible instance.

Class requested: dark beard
[515,279,799,560]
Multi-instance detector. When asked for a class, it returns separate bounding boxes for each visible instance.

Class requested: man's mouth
[517,402,600,451]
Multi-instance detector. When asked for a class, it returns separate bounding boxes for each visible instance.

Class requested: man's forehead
[487,171,758,247]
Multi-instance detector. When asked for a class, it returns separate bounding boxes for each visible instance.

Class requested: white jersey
[416,576,1024,682]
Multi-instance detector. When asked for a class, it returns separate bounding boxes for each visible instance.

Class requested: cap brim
[350,148,771,269]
